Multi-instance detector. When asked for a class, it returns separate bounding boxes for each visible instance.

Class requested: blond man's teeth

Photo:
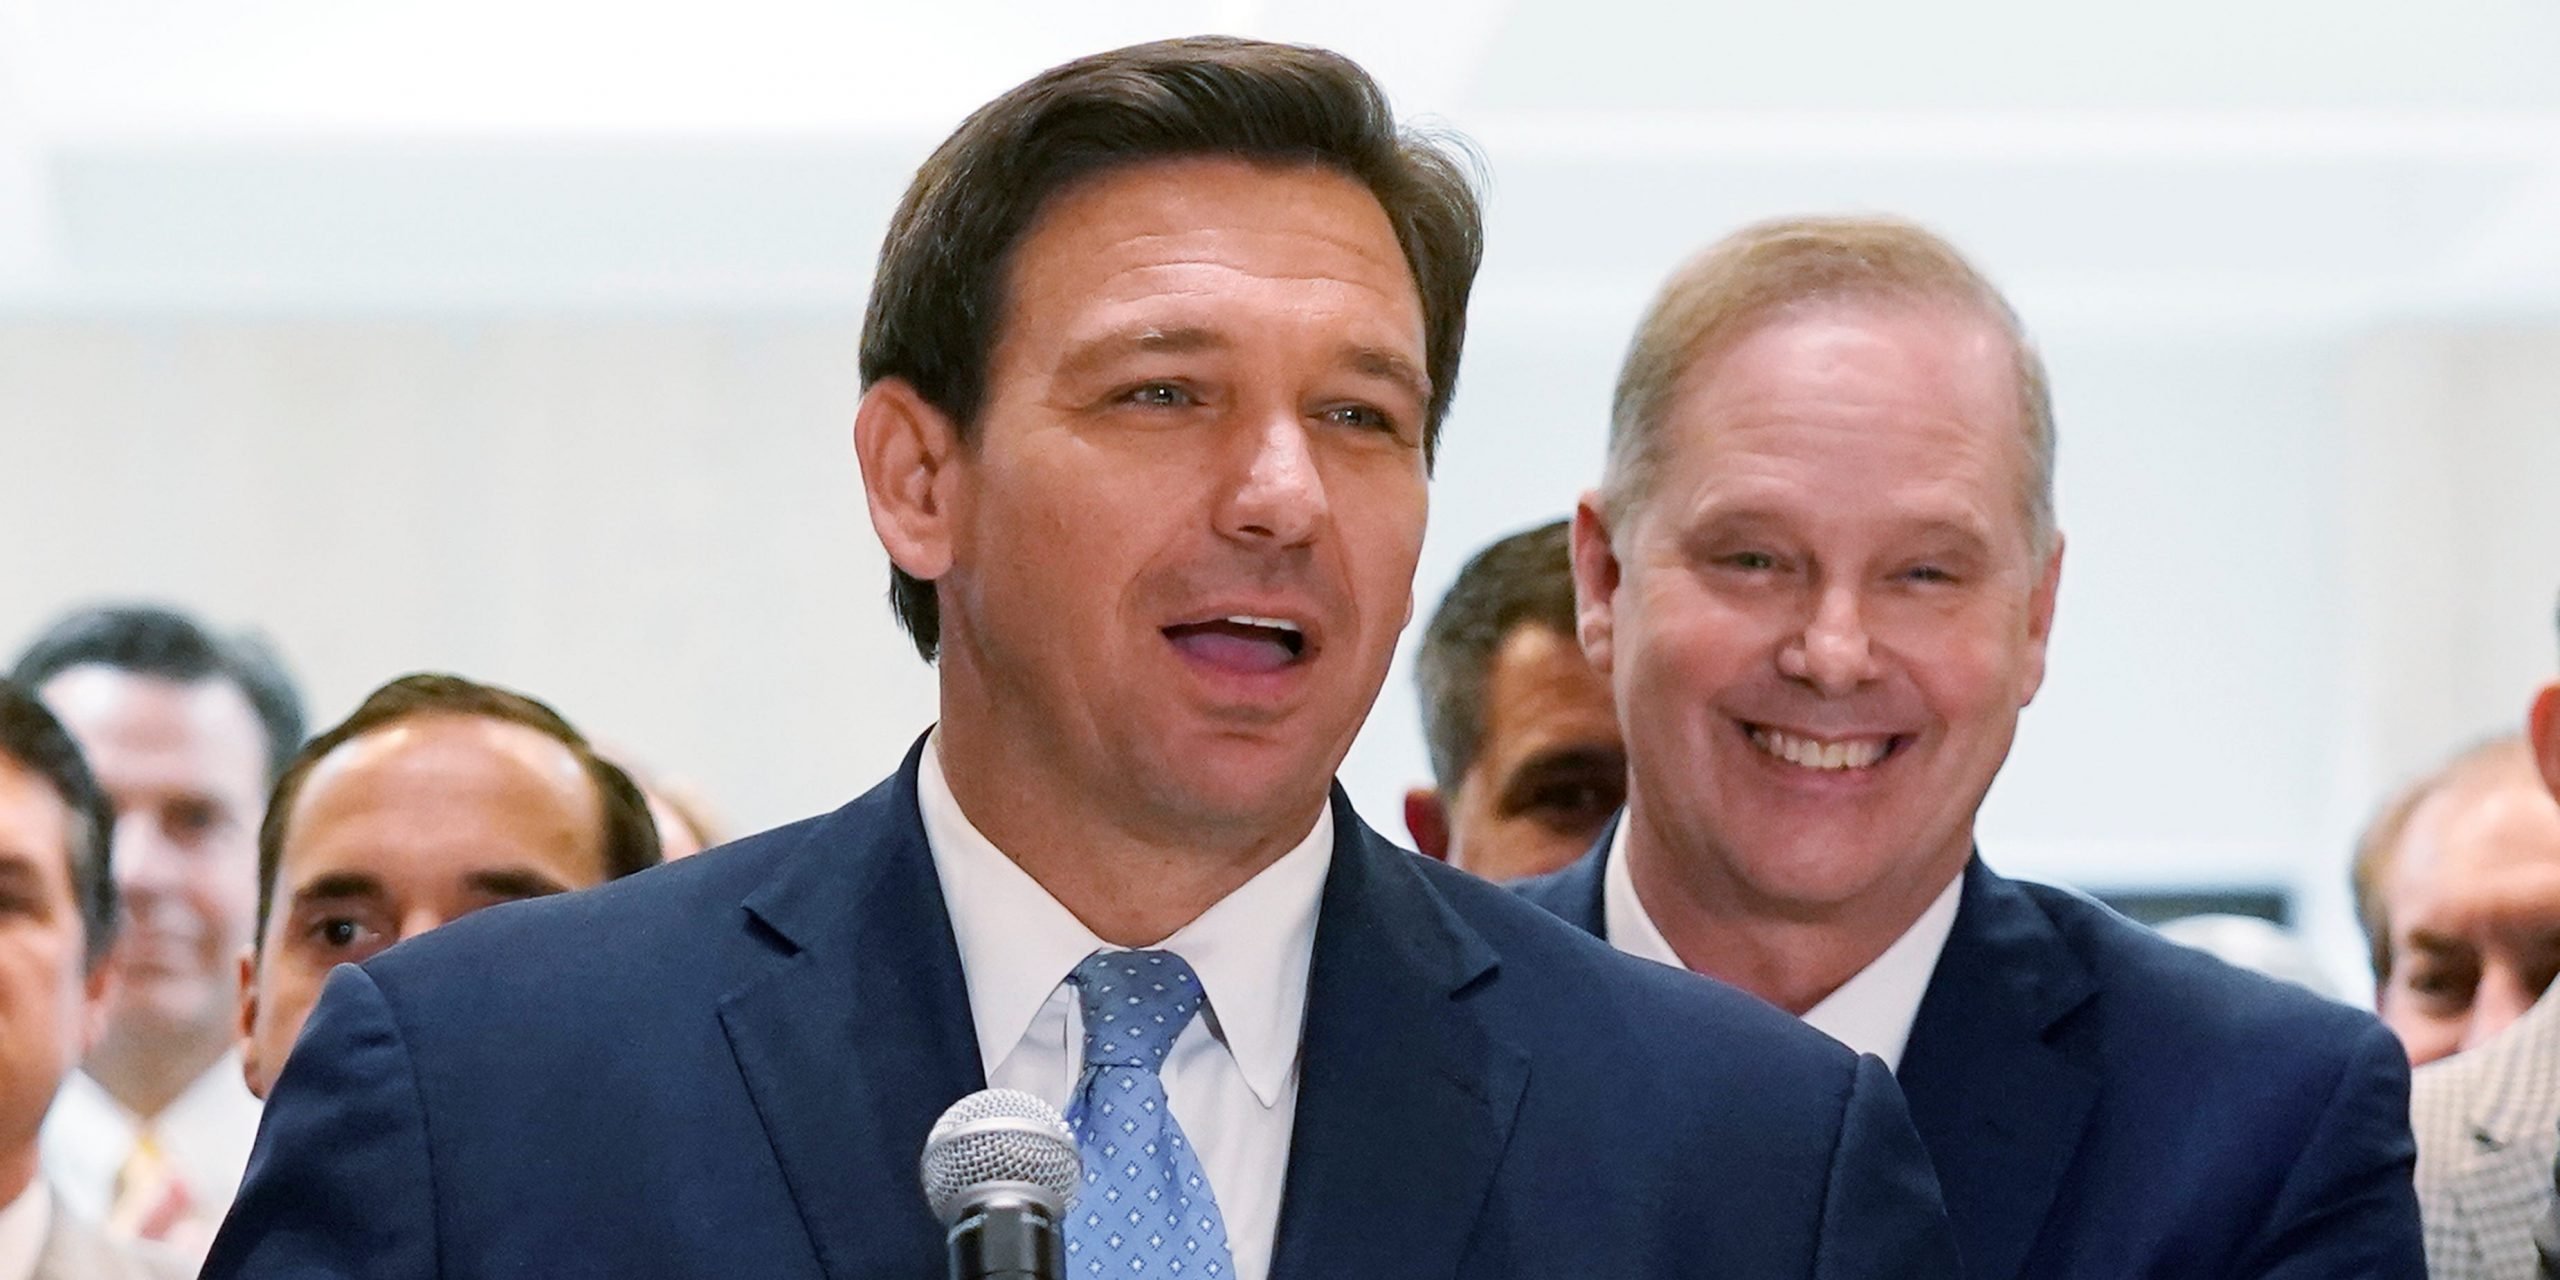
[1750,728,1889,771]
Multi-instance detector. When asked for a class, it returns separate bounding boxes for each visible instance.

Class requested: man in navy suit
[1517,214,2424,1278]
[201,39,1958,1280]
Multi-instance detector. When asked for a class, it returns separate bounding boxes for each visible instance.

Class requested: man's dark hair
[0,680,119,971]
[254,673,662,935]
[859,35,1485,661]
[10,604,306,781]
[1414,520,1583,791]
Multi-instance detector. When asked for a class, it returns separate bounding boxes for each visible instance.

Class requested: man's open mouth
[1164,615,1308,674]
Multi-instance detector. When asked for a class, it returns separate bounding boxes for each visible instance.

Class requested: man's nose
[399,907,457,946]
[2461,964,2547,1053]
[1215,412,1327,548]
[1775,584,1881,697]
[111,809,182,898]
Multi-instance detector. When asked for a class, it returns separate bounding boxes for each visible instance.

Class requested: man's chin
[110,979,237,1042]
[1133,749,1340,835]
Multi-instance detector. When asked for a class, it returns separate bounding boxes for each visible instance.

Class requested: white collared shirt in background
[0,1180,48,1280]
[1604,819,1963,1071]
[38,1054,259,1231]
[920,731,1330,1280]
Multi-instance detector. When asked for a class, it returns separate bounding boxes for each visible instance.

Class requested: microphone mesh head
[919,1088,1081,1224]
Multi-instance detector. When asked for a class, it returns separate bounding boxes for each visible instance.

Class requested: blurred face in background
[241,714,609,1096]
[2376,770,2560,1065]
[1578,299,2059,929]
[1431,623,1624,881]
[39,666,266,1062]
[0,754,105,1194]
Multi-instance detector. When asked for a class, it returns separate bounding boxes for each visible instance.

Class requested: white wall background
[6,0,2560,995]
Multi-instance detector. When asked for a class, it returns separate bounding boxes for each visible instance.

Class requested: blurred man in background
[1520,213,2422,1276]
[8,606,302,1253]
[1405,519,1624,881]
[0,681,188,1279]
[2354,734,2560,1065]
[238,673,660,1097]
[2410,602,2560,1277]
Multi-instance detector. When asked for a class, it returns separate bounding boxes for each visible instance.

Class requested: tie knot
[1069,949,1207,1073]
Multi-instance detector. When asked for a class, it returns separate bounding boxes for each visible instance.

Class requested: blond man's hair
[1601,215,2056,553]
[2352,734,2542,983]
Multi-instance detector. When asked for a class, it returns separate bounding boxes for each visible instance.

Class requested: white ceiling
[3,0,2558,327]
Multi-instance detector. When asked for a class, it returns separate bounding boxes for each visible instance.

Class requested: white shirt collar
[37,1052,260,1226]
[0,1179,50,1280]
[918,729,1330,1107]
[1602,820,1964,1070]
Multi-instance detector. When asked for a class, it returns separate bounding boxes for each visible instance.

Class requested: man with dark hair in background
[9,606,302,1254]
[237,673,661,1098]
[0,681,188,1279]
[2411,595,2560,1278]
[206,37,1956,1280]
[2352,734,2560,1066]
[1521,213,2421,1276]
[1405,519,1624,881]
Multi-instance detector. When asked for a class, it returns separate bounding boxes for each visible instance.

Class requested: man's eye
[1516,774,1627,831]
[1721,551,1779,572]
[310,917,381,952]
[1902,564,1956,584]
[164,801,223,841]
[1121,382,1195,408]
[1320,403,1398,433]
[2405,968,2474,1004]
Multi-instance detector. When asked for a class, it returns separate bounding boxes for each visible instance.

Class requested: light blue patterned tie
[1063,950,1237,1279]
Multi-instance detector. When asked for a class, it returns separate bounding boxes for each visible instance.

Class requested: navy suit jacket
[1518,844,2426,1279]
[205,744,1961,1279]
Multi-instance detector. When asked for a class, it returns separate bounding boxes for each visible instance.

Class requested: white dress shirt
[919,732,1329,1280]
[1604,821,1964,1070]
[0,1181,48,1280]
[37,1053,260,1232]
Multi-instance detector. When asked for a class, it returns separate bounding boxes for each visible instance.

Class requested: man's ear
[1403,788,1451,862]
[234,947,264,1098]
[2531,681,2560,803]
[855,378,964,583]
[1570,494,1623,677]
[2020,534,2066,706]
[81,950,113,1055]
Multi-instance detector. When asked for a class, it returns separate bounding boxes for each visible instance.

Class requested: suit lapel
[1267,795,1528,1280]
[717,744,984,1280]
[1895,860,2100,1280]
[2446,1142,2557,1280]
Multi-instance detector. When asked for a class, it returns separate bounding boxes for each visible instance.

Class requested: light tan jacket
[2414,988,2560,1279]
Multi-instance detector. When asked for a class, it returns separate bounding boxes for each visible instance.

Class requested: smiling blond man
[1519,215,2423,1277]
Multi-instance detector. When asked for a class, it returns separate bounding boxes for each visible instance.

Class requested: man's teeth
[1750,728,1889,771]
[1223,615,1300,635]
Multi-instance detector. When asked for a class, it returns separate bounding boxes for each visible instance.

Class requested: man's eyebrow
[1506,744,1628,782]
[1344,345,1430,407]
[289,871,386,908]
[467,867,575,901]
[2403,931,2475,958]
[1057,326,1229,381]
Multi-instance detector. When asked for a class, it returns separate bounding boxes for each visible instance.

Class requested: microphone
[920,1088,1082,1280]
